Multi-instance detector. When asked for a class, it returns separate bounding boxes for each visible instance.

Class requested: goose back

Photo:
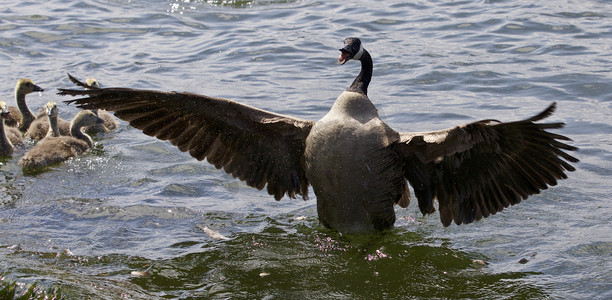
[305,91,409,232]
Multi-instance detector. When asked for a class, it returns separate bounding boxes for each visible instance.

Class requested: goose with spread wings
[58,37,578,233]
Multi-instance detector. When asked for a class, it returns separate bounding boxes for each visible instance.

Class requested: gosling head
[15,78,44,95]
[45,102,58,118]
[0,101,15,124]
[0,101,9,117]
[338,37,364,65]
[85,78,99,89]
[75,110,105,128]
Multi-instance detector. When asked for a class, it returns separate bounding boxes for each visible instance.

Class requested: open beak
[338,49,352,65]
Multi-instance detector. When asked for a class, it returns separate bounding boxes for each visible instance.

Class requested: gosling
[74,76,118,134]
[0,101,24,156]
[25,102,71,140]
[19,109,103,169]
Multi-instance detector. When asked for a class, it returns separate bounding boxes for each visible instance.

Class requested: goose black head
[339,37,364,65]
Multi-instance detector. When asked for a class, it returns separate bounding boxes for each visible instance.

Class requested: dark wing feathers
[67,73,101,90]
[59,78,314,201]
[393,102,578,226]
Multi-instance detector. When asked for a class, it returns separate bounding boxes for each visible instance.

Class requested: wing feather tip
[528,102,557,122]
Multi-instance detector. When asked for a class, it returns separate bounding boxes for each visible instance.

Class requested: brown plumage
[25,109,71,140]
[58,38,578,232]
[7,78,45,131]
[19,109,103,169]
[67,75,118,134]
[90,109,118,133]
[0,101,24,156]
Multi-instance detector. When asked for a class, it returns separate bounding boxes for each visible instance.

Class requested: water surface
[0,0,610,299]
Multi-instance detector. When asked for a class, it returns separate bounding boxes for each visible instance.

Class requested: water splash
[365,248,391,261]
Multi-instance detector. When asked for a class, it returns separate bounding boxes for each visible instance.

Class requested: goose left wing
[58,75,315,200]
[392,102,578,226]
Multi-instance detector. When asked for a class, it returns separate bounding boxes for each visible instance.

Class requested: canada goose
[0,101,23,156]
[58,37,578,233]
[19,110,103,169]
[7,78,44,131]
[67,74,118,134]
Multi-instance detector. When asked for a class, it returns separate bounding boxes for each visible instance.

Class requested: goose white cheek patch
[352,44,364,60]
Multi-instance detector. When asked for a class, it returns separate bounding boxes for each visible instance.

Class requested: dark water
[1,0,611,299]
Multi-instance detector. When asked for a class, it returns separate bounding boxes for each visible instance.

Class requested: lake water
[0,0,610,298]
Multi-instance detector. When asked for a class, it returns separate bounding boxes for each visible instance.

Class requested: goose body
[305,91,408,231]
[58,38,578,233]
[19,109,103,169]
[0,101,23,156]
[8,78,44,131]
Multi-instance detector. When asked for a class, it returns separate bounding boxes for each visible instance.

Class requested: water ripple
[0,0,610,298]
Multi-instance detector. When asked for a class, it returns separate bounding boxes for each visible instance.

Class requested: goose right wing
[392,103,578,226]
[58,75,315,201]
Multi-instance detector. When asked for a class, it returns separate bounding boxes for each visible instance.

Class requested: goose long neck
[15,91,35,130]
[347,49,372,96]
[46,114,60,138]
[71,119,94,148]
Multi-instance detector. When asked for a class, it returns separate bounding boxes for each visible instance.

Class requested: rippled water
[0,0,611,299]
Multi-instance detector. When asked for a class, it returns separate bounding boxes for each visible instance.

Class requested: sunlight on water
[167,0,298,13]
